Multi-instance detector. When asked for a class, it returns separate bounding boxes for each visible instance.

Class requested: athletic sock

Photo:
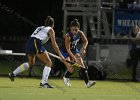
[80,67,89,84]
[41,66,51,84]
[13,62,29,76]
[64,70,73,78]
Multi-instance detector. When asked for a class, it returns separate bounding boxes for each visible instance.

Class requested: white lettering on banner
[117,20,140,27]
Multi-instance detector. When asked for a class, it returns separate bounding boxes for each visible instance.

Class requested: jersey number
[34,28,42,35]
[71,43,76,49]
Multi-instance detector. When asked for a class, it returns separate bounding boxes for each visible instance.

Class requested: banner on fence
[114,9,140,35]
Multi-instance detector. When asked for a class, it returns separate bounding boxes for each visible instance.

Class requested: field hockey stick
[47,52,81,68]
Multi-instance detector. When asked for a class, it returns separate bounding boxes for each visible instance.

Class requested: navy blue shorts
[25,37,46,54]
[60,49,80,58]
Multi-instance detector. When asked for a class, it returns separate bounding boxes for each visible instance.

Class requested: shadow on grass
[0,86,14,88]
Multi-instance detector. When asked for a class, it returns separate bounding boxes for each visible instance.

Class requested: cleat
[86,80,96,88]
[63,77,71,87]
[39,83,54,88]
[8,73,15,81]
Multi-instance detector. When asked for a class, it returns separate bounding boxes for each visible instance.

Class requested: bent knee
[45,60,52,67]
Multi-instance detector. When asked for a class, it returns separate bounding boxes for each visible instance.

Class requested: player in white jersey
[9,16,65,88]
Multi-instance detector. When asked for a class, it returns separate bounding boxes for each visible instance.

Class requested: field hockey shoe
[40,83,54,88]
[63,77,71,87]
[86,80,96,88]
[8,73,15,81]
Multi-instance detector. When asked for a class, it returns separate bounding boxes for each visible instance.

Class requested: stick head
[72,63,81,68]
[65,60,81,68]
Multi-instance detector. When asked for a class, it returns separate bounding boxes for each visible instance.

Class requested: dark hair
[70,19,80,28]
[45,16,54,27]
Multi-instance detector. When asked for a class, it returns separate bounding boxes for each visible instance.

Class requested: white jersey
[31,26,51,44]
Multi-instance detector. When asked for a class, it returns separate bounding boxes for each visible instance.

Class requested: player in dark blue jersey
[61,19,96,88]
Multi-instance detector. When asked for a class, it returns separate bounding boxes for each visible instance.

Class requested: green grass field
[0,77,140,100]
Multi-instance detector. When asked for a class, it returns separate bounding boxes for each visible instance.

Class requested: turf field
[0,77,140,100]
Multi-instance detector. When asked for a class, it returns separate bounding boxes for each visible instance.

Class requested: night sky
[0,0,64,37]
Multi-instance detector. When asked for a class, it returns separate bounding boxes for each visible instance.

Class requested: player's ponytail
[45,16,54,27]
[70,19,80,28]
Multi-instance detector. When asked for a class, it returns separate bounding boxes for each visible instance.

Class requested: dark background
[0,0,64,37]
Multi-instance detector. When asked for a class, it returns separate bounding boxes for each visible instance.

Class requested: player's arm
[65,34,76,61]
[48,28,64,59]
[79,31,88,55]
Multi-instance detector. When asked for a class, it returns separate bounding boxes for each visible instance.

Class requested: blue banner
[114,9,140,35]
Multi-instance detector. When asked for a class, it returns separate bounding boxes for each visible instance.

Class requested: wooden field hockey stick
[47,52,81,68]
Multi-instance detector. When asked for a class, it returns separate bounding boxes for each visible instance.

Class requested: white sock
[41,66,51,84]
[13,62,29,76]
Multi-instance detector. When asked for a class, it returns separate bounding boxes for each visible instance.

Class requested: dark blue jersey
[61,32,80,52]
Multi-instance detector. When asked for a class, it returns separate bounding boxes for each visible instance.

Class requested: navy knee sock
[80,67,89,84]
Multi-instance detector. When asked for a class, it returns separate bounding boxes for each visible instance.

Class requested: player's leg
[36,51,53,88]
[9,54,35,81]
[75,53,96,88]
[63,57,74,87]
[60,50,74,86]
[130,49,138,81]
